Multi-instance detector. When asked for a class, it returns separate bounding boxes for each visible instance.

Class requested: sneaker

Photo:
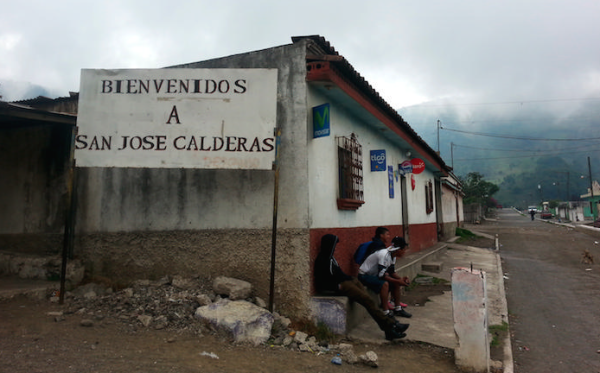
[385,328,407,341]
[394,308,412,318]
[399,302,408,308]
[394,322,410,333]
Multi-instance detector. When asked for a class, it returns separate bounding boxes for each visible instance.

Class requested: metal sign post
[268,127,281,312]
[60,126,78,305]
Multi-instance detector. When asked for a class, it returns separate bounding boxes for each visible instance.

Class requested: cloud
[1,0,599,106]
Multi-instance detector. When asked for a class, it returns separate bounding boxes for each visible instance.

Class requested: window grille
[337,134,364,208]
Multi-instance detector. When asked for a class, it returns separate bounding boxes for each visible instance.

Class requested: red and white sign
[410,158,425,174]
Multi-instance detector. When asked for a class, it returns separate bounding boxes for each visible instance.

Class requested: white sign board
[76,68,278,169]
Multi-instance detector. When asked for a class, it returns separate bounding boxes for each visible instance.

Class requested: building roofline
[292,35,449,176]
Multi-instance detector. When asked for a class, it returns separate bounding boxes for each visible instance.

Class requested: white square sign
[76,68,278,169]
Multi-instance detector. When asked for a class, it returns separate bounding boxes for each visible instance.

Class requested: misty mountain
[0,80,59,102]
[399,99,600,208]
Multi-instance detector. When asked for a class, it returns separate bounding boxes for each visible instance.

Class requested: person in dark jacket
[314,234,408,341]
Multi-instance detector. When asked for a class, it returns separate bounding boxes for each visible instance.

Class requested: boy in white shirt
[358,235,412,318]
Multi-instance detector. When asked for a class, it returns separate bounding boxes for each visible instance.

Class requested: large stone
[195,299,274,345]
[212,276,252,300]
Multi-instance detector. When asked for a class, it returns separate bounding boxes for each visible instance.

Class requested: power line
[441,126,600,141]
[453,147,600,161]
[452,142,600,153]
[414,97,600,107]
[407,117,597,126]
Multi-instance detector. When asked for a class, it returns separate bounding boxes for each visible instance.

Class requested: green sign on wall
[313,103,330,138]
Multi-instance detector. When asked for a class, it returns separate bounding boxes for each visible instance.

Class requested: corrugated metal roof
[0,100,76,129]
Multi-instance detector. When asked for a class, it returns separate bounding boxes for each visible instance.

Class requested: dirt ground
[0,236,500,373]
[0,295,461,373]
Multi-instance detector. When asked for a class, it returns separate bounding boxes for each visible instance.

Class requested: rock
[66,260,85,288]
[282,335,293,346]
[360,351,378,367]
[298,343,312,352]
[195,299,274,346]
[172,275,195,289]
[196,294,212,306]
[138,315,153,327]
[154,315,168,330]
[254,296,267,308]
[73,283,110,298]
[84,291,97,299]
[344,351,359,364]
[212,277,252,300]
[490,360,504,372]
[273,313,291,329]
[338,343,353,354]
[293,331,308,344]
[80,319,94,327]
[133,279,151,286]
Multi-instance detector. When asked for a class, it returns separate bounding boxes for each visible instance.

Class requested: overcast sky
[2,0,600,108]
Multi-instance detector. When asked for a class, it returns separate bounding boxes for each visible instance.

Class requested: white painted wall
[306,86,437,229]
[442,187,459,222]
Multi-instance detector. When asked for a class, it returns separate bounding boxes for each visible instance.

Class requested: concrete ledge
[310,296,349,335]
[421,261,443,273]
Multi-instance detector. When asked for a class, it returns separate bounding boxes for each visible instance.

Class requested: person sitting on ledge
[358,227,412,319]
[314,233,409,341]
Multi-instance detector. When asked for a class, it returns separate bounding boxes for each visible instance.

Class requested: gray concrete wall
[72,41,313,318]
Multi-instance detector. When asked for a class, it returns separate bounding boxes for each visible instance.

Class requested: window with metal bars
[425,180,434,214]
[336,134,364,210]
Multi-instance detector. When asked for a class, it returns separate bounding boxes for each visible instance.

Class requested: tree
[460,172,499,205]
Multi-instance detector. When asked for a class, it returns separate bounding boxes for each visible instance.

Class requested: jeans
[338,278,395,332]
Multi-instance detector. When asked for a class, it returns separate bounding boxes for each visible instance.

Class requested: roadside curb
[495,248,514,373]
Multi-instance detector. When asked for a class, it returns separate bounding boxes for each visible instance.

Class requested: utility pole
[588,157,596,221]
[451,142,455,169]
[437,120,441,153]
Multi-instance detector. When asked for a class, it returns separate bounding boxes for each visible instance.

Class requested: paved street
[474,209,600,373]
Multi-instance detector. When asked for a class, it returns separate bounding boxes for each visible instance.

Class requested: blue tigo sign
[370,149,386,171]
[388,165,394,198]
[312,103,330,138]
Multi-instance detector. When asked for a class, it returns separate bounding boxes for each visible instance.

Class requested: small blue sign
[312,103,330,138]
[370,150,386,171]
[388,165,394,198]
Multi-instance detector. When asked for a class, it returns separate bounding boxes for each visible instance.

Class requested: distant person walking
[530,209,535,221]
